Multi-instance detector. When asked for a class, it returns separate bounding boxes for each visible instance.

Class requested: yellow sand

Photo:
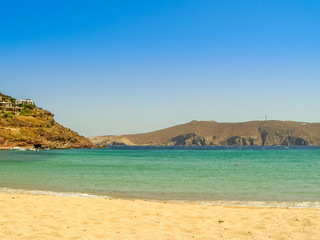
[0,193,319,240]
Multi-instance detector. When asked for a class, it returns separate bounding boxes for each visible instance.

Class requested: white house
[15,99,35,105]
[15,99,23,105]
[25,99,34,104]
[0,101,13,109]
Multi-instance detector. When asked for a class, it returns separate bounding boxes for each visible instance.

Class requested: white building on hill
[15,99,35,105]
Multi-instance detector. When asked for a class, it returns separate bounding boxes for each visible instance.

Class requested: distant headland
[90,120,320,147]
[0,92,94,149]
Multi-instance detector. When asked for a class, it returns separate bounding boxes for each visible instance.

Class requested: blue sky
[1,0,319,136]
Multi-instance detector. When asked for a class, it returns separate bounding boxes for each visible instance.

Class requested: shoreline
[1,187,319,209]
[2,145,320,150]
[0,192,319,239]
[0,146,98,150]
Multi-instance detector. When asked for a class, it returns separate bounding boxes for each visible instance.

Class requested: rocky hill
[0,92,94,149]
[90,120,320,147]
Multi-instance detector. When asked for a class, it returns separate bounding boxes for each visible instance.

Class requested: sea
[0,146,319,208]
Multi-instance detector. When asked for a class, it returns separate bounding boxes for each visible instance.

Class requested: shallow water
[0,146,319,207]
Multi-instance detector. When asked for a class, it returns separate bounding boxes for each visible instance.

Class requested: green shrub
[3,112,14,118]
[20,109,31,116]
[22,103,35,110]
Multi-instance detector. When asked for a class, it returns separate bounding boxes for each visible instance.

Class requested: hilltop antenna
[265,115,267,121]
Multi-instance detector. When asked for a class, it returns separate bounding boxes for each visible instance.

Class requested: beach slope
[0,193,319,240]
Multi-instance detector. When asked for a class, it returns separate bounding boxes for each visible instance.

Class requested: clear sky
[1,0,319,137]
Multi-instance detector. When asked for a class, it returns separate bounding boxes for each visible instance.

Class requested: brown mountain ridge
[90,120,320,147]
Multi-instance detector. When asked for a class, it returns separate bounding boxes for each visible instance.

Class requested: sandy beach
[0,193,319,240]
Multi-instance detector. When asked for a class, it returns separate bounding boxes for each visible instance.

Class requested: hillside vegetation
[0,92,93,149]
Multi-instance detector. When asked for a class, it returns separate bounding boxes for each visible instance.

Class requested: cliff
[90,120,320,147]
[0,92,94,149]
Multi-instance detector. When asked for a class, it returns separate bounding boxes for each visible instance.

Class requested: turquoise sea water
[0,146,319,207]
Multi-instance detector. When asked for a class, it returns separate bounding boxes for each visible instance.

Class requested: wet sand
[0,193,319,240]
